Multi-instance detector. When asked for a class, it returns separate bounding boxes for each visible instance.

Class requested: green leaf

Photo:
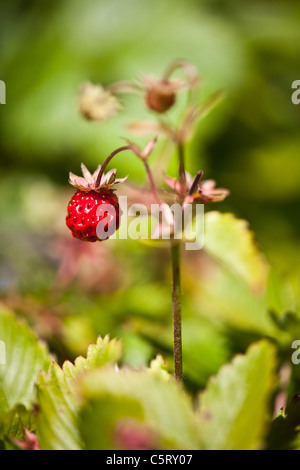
[267,394,300,450]
[148,355,170,381]
[0,309,51,439]
[269,310,300,341]
[36,336,122,450]
[79,367,201,450]
[204,212,269,292]
[193,266,282,337]
[80,394,144,451]
[133,317,231,387]
[0,404,35,443]
[197,341,277,450]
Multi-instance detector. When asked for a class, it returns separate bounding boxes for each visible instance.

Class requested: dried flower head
[78,82,121,122]
[142,59,200,114]
[69,163,127,192]
[143,76,185,113]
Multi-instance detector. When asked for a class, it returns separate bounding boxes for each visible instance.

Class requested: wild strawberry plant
[67,60,230,382]
[0,60,300,450]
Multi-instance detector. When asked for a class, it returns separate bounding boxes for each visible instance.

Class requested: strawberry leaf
[78,367,201,450]
[267,394,300,450]
[0,309,51,440]
[197,340,277,450]
[36,336,122,450]
[204,211,269,292]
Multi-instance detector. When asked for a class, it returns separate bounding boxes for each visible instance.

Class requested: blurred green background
[0,0,300,390]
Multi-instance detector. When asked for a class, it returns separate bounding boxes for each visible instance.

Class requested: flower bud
[146,80,176,113]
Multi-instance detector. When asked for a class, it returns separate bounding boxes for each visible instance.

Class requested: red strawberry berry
[66,163,127,242]
[66,190,120,242]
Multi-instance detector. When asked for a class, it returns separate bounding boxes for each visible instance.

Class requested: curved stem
[143,160,161,203]
[107,80,143,95]
[171,242,183,382]
[162,59,199,87]
[162,59,200,107]
[96,145,130,188]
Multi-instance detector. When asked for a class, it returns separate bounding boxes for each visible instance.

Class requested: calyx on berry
[69,163,127,192]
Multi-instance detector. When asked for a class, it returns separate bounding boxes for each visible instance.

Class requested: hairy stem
[168,142,187,382]
[171,242,183,382]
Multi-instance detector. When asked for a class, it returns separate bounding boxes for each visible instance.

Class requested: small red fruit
[66,163,127,242]
[66,189,120,242]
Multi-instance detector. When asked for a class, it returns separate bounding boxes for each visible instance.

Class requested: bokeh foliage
[0,0,300,450]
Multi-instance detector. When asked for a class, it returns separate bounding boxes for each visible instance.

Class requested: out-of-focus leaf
[269,310,300,342]
[132,316,230,387]
[189,250,295,345]
[0,404,35,444]
[37,362,82,450]
[0,308,51,439]
[267,271,296,316]
[193,266,281,338]
[197,340,277,450]
[36,336,122,450]
[80,394,144,451]
[204,211,269,292]
[79,367,201,450]
[148,355,170,381]
[267,394,300,450]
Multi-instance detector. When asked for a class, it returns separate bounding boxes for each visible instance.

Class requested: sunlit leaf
[267,394,300,450]
[197,341,277,450]
[36,336,122,450]
[204,211,269,292]
[79,367,201,450]
[0,309,51,440]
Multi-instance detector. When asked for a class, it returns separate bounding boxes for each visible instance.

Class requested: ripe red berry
[66,189,120,242]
